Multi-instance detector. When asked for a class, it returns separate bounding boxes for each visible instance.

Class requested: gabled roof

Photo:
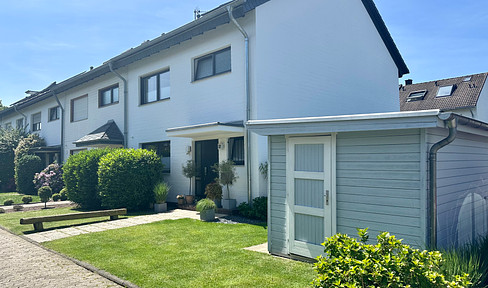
[400,72,488,112]
[0,0,407,115]
[73,120,124,147]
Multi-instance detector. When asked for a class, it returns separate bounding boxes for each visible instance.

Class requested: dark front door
[195,139,219,198]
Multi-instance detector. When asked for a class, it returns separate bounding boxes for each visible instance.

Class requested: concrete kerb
[0,225,139,288]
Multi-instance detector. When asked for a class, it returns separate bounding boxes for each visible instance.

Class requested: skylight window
[406,90,427,102]
[463,76,472,82]
[436,85,455,97]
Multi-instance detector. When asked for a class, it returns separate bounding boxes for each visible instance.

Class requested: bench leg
[33,222,43,231]
[110,215,119,220]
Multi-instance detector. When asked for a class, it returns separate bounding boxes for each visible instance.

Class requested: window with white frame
[141,70,170,105]
[71,95,88,122]
[194,47,231,81]
[141,141,171,173]
[32,112,41,131]
[99,84,119,107]
[16,118,24,129]
[228,136,244,165]
[49,106,60,121]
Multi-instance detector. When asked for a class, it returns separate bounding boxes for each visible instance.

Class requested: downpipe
[109,62,128,148]
[428,114,457,248]
[52,91,65,162]
[13,105,28,130]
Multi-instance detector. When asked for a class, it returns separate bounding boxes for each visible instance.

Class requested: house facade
[0,0,408,204]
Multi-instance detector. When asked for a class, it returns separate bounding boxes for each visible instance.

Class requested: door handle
[204,167,207,176]
[325,190,329,205]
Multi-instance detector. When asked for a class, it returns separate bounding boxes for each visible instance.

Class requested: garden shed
[247,109,488,259]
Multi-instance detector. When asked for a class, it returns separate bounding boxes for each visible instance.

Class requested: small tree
[212,160,237,199]
[15,154,43,195]
[182,160,196,195]
[38,186,52,208]
[0,127,27,191]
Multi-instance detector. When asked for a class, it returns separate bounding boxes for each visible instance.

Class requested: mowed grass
[0,192,40,205]
[0,207,130,235]
[44,218,315,288]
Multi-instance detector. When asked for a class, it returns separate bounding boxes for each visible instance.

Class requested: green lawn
[44,219,315,287]
[0,192,40,205]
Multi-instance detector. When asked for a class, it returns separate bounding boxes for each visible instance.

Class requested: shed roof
[73,120,124,147]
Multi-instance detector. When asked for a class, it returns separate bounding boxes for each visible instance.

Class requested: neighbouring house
[400,72,488,122]
[0,0,408,205]
[248,110,488,259]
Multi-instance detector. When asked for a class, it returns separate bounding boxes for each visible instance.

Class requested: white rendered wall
[254,0,400,120]
[474,79,488,123]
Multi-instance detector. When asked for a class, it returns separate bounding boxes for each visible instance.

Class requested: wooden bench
[20,208,127,231]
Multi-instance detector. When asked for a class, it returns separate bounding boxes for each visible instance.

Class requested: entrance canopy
[166,121,244,140]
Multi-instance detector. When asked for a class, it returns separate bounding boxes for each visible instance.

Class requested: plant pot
[177,198,185,205]
[199,209,215,222]
[213,199,222,208]
[154,203,167,213]
[222,199,236,210]
[185,195,194,205]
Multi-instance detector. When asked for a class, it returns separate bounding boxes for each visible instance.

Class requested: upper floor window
[228,136,244,165]
[16,118,24,129]
[71,95,88,122]
[194,47,231,81]
[141,141,171,173]
[141,70,170,105]
[32,112,41,131]
[49,106,60,121]
[99,84,119,107]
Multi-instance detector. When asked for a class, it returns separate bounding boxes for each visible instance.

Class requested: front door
[287,136,333,258]
[195,139,219,198]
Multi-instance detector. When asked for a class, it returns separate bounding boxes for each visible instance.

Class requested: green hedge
[63,148,112,210]
[98,149,163,210]
[15,155,43,195]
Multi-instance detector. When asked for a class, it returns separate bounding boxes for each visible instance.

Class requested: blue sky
[1,0,487,106]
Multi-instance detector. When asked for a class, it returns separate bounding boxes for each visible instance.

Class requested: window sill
[192,70,231,83]
[139,97,170,107]
[99,101,119,108]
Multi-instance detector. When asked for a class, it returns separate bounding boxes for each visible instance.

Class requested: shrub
[196,198,216,212]
[98,149,163,211]
[3,199,14,206]
[0,127,27,191]
[59,188,68,201]
[154,182,170,204]
[21,196,33,204]
[237,196,267,221]
[38,186,52,208]
[63,148,112,210]
[33,163,64,194]
[204,182,222,201]
[212,160,237,199]
[312,228,470,288]
[14,133,44,165]
[15,154,43,195]
[0,207,4,213]
[13,205,23,211]
[52,193,61,201]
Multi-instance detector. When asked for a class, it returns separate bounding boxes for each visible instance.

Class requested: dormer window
[436,85,455,97]
[406,90,427,102]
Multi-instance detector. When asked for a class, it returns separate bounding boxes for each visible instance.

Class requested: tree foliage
[0,127,27,191]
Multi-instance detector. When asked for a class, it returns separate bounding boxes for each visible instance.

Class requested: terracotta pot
[177,198,185,205]
[185,195,194,205]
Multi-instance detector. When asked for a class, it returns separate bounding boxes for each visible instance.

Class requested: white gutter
[228,3,252,204]
[108,62,128,148]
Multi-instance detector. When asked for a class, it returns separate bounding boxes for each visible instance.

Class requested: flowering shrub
[33,163,64,194]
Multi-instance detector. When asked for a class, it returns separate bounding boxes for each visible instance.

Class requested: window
[194,47,231,81]
[49,106,60,121]
[406,90,427,102]
[436,85,455,97]
[71,95,88,122]
[228,137,244,165]
[463,76,472,82]
[141,70,170,104]
[99,84,119,107]
[141,141,171,173]
[4,122,12,129]
[16,118,24,129]
[32,112,41,131]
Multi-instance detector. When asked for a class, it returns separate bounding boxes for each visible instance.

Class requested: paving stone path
[0,227,122,288]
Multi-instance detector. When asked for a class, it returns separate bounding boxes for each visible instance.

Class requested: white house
[0,0,408,205]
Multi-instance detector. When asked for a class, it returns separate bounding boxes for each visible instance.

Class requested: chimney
[405,79,413,85]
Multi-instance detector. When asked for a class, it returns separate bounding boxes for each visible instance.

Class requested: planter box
[177,198,185,205]
[199,209,215,222]
[185,195,194,205]
[154,203,167,213]
[222,199,236,210]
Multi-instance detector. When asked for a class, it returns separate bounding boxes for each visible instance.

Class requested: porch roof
[166,121,244,140]
[74,120,124,147]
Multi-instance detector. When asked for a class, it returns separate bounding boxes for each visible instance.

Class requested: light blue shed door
[287,136,332,258]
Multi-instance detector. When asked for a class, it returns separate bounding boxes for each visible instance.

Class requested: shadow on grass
[22,216,130,235]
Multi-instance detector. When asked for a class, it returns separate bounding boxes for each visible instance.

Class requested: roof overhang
[167,121,244,140]
[30,146,61,154]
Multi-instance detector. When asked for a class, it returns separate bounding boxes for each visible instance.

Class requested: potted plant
[154,182,170,213]
[182,160,196,204]
[204,182,223,208]
[196,198,216,222]
[176,194,185,206]
[212,160,238,210]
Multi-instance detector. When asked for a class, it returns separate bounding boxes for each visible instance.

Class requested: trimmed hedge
[63,148,112,210]
[98,149,163,210]
[15,154,43,195]
[0,127,27,192]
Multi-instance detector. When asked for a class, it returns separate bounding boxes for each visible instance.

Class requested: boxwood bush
[98,149,163,211]
[15,154,43,195]
[63,148,112,210]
